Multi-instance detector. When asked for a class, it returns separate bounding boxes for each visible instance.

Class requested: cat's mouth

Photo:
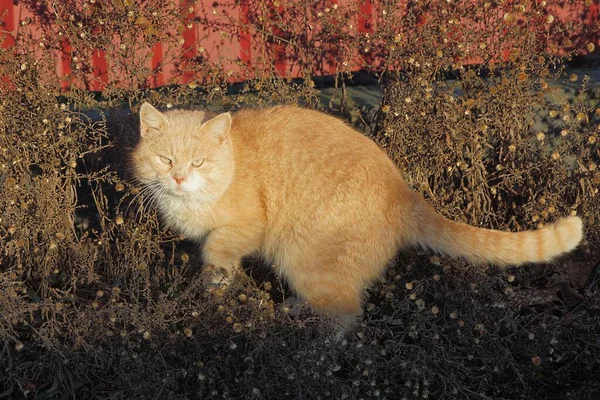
[168,182,200,197]
[169,186,191,196]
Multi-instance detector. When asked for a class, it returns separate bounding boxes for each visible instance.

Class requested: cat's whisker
[124,181,165,223]
[124,184,156,216]
[134,192,151,223]
[135,185,166,223]
[124,185,150,213]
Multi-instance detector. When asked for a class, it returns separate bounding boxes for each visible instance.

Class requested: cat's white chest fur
[158,196,222,241]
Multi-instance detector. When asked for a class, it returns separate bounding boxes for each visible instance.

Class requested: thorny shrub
[0,0,599,399]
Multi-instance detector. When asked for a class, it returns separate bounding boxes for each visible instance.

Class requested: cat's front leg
[201,226,261,290]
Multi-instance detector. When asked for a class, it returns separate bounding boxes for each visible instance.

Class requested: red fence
[1,0,598,92]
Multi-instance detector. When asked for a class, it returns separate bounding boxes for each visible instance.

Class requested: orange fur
[132,103,584,320]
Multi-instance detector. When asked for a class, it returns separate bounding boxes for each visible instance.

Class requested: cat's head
[132,103,234,202]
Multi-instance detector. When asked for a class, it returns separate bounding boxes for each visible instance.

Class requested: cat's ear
[201,112,232,145]
[139,103,168,137]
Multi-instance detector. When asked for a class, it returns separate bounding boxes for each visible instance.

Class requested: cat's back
[228,105,406,218]
[230,106,388,162]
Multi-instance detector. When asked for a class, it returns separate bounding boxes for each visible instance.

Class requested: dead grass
[1,1,599,399]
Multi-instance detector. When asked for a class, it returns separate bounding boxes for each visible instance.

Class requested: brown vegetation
[1,1,599,398]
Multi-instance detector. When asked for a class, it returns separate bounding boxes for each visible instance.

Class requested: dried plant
[0,1,598,398]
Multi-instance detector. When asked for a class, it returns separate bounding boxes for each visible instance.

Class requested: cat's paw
[202,264,236,293]
[280,296,308,317]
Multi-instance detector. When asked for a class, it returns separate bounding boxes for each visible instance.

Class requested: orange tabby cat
[132,103,583,322]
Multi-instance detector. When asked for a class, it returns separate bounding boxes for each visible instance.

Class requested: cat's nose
[174,177,184,185]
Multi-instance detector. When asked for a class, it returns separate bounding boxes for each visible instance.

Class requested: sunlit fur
[132,103,584,321]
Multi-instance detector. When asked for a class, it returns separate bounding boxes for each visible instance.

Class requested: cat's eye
[159,156,172,165]
[191,159,204,167]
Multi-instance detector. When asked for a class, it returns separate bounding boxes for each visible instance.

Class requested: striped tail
[413,201,583,265]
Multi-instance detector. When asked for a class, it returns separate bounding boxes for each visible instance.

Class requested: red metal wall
[1,0,598,91]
